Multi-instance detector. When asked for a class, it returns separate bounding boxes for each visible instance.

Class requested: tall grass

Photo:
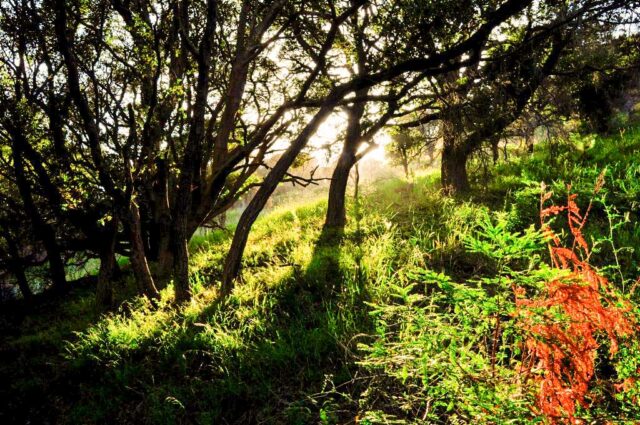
[2,128,640,423]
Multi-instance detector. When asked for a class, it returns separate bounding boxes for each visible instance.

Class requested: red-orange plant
[514,178,635,424]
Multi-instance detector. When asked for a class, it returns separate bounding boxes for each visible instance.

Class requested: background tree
[385,126,435,181]
[421,1,634,194]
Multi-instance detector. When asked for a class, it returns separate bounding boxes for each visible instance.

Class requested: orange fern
[515,176,635,423]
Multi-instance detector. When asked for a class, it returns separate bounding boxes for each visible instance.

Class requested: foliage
[513,182,636,423]
[385,126,435,180]
[2,128,640,423]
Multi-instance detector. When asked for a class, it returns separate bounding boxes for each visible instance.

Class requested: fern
[515,177,637,424]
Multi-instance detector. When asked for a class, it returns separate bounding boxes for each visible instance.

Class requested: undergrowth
[1,129,639,424]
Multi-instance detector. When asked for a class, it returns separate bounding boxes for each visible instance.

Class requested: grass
[1,128,640,424]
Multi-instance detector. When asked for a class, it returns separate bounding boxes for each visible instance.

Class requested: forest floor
[2,129,640,424]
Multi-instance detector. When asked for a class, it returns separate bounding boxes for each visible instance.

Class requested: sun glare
[308,114,389,167]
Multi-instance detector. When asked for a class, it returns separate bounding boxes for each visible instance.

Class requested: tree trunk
[6,236,32,300]
[323,149,356,235]
[155,237,173,288]
[125,204,160,300]
[353,163,360,211]
[12,261,32,300]
[526,134,534,154]
[169,0,216,303]
[441,143,470,195]
[217,211,227,228]
[171,224,191,303]
[322,87,366,237]
[96,217,118,310]
[221,104,335,295]
[402,157,410,181]
[151,159,173,287]
[12,145,67,291]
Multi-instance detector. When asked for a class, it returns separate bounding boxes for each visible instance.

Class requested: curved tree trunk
[125,204,160,300]
[323,148,357,236]
[322,84,367,237]
[5,235,32,300]
[12,261,32,300]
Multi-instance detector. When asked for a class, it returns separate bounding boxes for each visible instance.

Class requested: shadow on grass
[1,231,376,424]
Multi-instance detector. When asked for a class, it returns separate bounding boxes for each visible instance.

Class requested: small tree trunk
[526,135,534,154]
[125,203,160,300]
[402,157,410,181]
[150,157,172,287]
[96,217,118,310]
[354,163,360,205]
[217,211,227,228]
[153,191,173,288]
[491,138,500,164]
[11,259,32,300]
[45,238,67,291]
[221,104,335,295]
[171,224,191,303]
[6,236,32,300]
[441,144,470,195]
[323,149,356,235]
[155,236,173,288]
[13,262,32,300]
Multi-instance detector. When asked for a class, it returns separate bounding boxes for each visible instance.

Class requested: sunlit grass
[4,128,640,423]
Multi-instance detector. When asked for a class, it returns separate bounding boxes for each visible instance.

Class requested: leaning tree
[221,0,545,290]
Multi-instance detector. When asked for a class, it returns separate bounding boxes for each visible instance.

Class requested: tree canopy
[0,0,638,304]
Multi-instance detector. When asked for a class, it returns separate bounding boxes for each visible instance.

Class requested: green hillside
[2,129,640,424]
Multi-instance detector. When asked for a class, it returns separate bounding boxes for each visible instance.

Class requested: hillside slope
[2,130,640,424]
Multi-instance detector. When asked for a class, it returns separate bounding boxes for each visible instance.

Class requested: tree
[385,126,434,181]
[1,0,637,306]
[321,0,427,237]
[427,0,639,194]
[0,0,372,304]
[222,0,540,290]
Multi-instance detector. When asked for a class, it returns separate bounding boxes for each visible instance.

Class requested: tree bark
[441,143,470,195]
[125,203,160,300]
[221,104,335,295]
[96,217,118,310]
